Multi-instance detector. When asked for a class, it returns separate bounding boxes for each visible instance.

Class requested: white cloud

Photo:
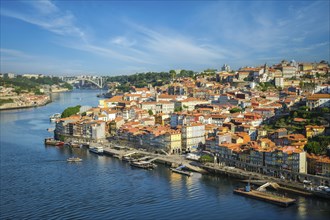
[1,1,85,39]
[111,36,136,47]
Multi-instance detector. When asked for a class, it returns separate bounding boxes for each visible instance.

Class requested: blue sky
[1,0,329,75]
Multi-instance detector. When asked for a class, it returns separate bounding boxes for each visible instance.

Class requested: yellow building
[299,63,314,71]
[305,125,325,138]
[165,130,182,154]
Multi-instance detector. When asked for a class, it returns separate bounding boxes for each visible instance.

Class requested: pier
[103,147,206,173]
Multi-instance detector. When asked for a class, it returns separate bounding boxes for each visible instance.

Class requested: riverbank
[0,94,51,110]
[0,89,72,110]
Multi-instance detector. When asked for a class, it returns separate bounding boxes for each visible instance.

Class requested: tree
[321,107,330,113]
[293,111,298,118]
[61,105,81,118]
[230,107,241,113]
[169,70,176,80]
[199,154,214,163]
[148,109,153,115]
[304,141,321,155]
[174,107,183,112]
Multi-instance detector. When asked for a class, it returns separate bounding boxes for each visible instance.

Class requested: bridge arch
[65,77,105,89]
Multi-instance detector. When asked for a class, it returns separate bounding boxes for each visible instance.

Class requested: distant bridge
[61,76,106,89]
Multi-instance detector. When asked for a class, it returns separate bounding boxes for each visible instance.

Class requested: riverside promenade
[100,141,329,199]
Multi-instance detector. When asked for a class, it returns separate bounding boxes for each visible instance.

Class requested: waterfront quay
[201,163,330,198]
[100,144,328,200]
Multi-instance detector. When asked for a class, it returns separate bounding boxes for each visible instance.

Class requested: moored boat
[56,141,65,146]
[89,146,104,154]
[44,138,64,146]
[130,161,157,169]
[50,113,61,121]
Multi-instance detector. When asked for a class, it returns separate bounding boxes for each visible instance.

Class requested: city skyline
[1,0,329,75]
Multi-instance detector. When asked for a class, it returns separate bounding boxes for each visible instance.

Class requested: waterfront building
[54,115,81,139]
[164,130,182,154]
[265,146,307,174]
[181,123,205,152]
[55,116,106,141]
[307,154,330,177]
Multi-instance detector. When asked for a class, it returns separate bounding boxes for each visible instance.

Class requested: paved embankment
[202,163,316,197]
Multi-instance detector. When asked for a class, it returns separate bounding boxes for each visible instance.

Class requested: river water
[1,90,329,220]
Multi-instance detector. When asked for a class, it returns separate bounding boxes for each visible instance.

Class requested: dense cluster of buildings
[54,60,330,179]
[0,86,50,109]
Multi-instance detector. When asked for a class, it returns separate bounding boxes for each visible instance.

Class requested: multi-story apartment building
[55,116,106,141]
[164,130,182,154]
[181,123,205,152]
[175,98,209,111]
[140,101,175,114]
[265,146,306,173]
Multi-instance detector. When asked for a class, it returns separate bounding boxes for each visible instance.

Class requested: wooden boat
[44,138,64,146]
[55,141,65,146]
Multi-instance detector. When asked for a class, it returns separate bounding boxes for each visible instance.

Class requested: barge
[170,168,193,176]
[233,186,296,207]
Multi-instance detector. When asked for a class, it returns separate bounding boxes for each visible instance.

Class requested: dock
[103,147,206,173]
[233,188,296,207]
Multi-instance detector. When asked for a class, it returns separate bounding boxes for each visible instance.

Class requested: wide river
[0,90,329,220]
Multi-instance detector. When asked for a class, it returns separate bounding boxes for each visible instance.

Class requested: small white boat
[89,146,104,154]
[50,113,61,121]
[47,128,55,132]
[67,157,82,162]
